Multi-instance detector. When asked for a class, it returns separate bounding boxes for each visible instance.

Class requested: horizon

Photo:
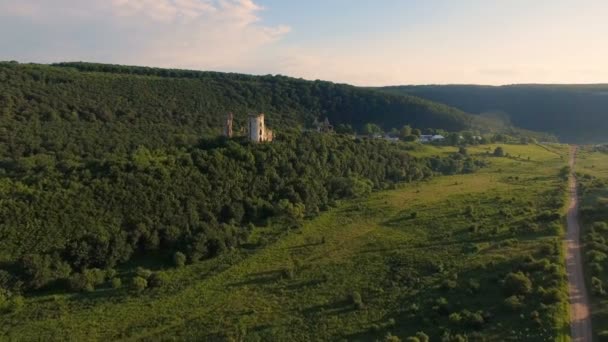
[2,0,608,86]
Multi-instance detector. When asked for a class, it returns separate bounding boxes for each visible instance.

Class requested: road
[566,146,593,341]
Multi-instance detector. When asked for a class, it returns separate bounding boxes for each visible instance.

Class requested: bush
[449,312,462,324]
[434,297,450,315]
[173,252,187,268]
[592,277,606,296]
[131,276,148,292]
[135,267,153,280]
[415,332,429,342]
[441,279,458,291]
[541,287,563,304]
[504,295,524,311]
[493,146,505,157]
[384,333,401,342]
[111,277,122,289]
[504,272,532,295]
[149,272,169,288]
[68,268,106,292]
[351,291,364,310]
[9,295,24,313]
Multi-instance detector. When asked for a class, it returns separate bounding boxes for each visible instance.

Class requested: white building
[248,113,273,143]
[419,134,445,143]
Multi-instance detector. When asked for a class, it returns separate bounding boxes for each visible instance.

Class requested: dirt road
[566,146,593,341]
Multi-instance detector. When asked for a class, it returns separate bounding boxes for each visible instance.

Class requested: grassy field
[0,144,571,341]
[574,146,608,338]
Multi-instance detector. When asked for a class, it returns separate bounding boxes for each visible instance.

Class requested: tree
[173,252,187,268]
[131,276,148,292]
[335,124,355,135]
[351,291,364,309]
[493,146,505,157]
[149,272,169,288]
[111,277,122,289]
[504,272,532,295]
[363,123,383,136]
[399,125,412,139]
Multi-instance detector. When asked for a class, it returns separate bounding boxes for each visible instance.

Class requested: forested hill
[381,84,608,143]
[0,61,483,158]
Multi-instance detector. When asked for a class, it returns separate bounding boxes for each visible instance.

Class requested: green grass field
[0,144,572,341]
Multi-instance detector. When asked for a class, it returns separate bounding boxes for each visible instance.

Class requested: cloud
[0,0,290,70]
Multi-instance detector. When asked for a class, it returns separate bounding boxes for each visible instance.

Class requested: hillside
[0,143,571,340]
[381,84,608,143]
[0,61,490,160]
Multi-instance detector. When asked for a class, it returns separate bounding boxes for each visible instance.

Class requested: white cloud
[0,0,290,71]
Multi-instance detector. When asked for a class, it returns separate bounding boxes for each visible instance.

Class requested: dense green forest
[0,61,484,161]
[381,84,608,143]
[0,127,485,296]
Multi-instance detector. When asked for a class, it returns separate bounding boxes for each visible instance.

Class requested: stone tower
[224,112,234,138]
[248,113,273,143]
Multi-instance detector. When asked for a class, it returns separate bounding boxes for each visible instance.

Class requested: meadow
[0,143,571,341]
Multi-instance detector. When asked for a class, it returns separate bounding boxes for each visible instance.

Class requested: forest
[381,84,608,143]
[0,120,487,297]
[0,61,482,161]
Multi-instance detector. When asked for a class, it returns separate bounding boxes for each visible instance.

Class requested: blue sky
[1,0,607,85]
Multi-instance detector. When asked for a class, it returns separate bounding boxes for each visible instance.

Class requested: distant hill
[381,84,608,143]
[0,62,496,158]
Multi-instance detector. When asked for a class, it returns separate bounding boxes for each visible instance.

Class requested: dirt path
[566,146,593,341]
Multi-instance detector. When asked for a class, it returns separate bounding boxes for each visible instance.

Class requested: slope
[0,144,571,341]
[381,85,608,143]
[0,61,485,160]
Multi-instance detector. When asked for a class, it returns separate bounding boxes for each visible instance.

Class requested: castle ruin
[248,113,273,143]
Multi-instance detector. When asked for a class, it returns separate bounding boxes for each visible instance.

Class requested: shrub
[504,295,524,311]
[504,272,532,295]
[384,333,402,342]
[434,297,450,315]
[441,279,458,291]
[449,312,462,324]
[587,250,608,263]
[281,267,294,280]
[131,276,148,292]
[149,272,169,288]
[68,268,105,292]
[590,262,604,275]
[111,277,122,289]
[592,277,606,296]
[541,287,563,304]
[493,147,505,157]
[173,252,187,268]
[105,268,117,279]
[9,295,24,313]
[351,291,364,310]
[415,332,429,342]
[467,279,481,293]
[135,267,153,280]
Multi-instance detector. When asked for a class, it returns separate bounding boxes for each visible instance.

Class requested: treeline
[0,132,485,294]
[0,61,478,161]
[381,84,608,143]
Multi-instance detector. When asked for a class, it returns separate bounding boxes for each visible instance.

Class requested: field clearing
[0,143,571,341]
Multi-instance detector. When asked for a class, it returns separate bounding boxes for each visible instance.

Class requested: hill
[381,84,608,143]
[0,61,490,160]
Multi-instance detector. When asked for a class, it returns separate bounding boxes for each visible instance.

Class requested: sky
[1,0,608,86]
